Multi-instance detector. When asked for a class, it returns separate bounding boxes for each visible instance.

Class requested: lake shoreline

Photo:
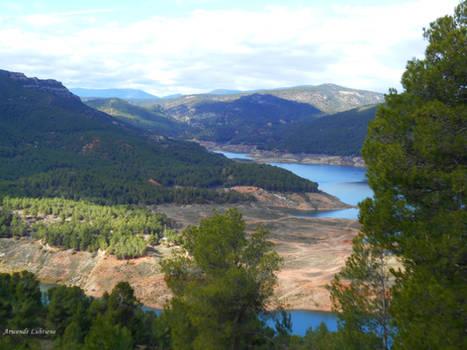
[195,140,366,168]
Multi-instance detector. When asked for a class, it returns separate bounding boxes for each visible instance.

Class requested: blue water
[40,284,55,304]
[294,207,360,219]
[141,306,337,336]
[217,151,373,218]
[264,310,338,335]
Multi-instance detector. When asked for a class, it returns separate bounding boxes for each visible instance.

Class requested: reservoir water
[139,307,338,336]
[215,151,373,218]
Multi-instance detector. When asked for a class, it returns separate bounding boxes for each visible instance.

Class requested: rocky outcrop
[228,186,353,211]
[2,70,80,101]
[248,151,365,168]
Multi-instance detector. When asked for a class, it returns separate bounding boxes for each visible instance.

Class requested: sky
[0,0,460,96]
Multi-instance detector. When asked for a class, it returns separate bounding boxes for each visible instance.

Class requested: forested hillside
[253,104,379,155]
[0,70,318,205]
[0,197,172,258]
[185,93,322,143]
[84,98,185,137]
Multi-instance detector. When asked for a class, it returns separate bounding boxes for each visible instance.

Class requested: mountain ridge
[72,83,384,115]
[84,97,185,137]
[4,70,81,101]
[161,83,384,115]
[84,95,380,156]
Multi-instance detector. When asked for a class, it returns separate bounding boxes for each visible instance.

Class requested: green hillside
[183,103,379,156]
[0,70,318,205]
[254,104,380,155]
[85,98,185,137]
[186,93,322,143]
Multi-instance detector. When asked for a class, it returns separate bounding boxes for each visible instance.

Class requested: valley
[0,70,321,205]
[0,2,462,348]
[82,90,380,157]
[0,69,371,314]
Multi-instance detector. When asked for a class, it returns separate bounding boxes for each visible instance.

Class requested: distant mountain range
[72,84,384,114]
[166,93,321,122]
[85,96,380,156]
[74,82,384,156]
[161,84,384,115]
[0,70,319,204]
[70,88,158,99]
[176,93,322,144]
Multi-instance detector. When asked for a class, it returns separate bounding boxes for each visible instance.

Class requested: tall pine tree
[161,209,282,350]
[356,2,466,349]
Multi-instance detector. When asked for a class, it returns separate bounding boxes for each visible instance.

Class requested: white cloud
[0,0,460,95]
[21,8,121,26]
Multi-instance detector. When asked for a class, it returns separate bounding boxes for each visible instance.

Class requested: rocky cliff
[3,70,80,101]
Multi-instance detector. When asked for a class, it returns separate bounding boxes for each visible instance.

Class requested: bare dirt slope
[156,203,359,311]
[0,238,172,309]
[0,199,359,311]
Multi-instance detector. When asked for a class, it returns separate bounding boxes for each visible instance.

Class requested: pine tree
[330,234,395,350]
[161,209,282,350]
[356,2,466,349]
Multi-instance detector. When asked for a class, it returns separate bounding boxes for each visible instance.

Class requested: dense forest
[192,104,379,156]
[251,104,379,156]
[0,70,318,206]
